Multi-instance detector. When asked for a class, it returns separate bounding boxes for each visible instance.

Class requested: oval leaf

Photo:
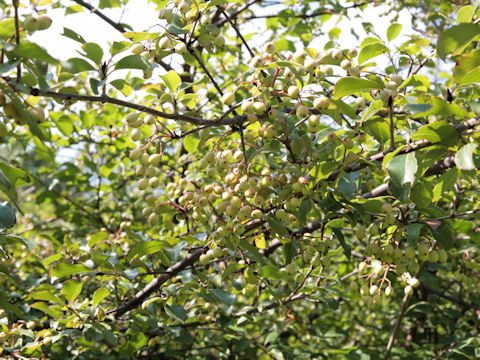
[333,78,382,99]
[437,23,480,60]
[386,153,418,186]
[455,143,478,170]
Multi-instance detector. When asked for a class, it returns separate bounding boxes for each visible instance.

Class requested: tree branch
[72,0,127,33]
[110,247,205,318]
[18,84,247,127]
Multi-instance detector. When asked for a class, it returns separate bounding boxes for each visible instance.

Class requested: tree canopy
[0,0,479,359]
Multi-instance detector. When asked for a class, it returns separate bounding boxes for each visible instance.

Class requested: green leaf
[406,223,422,246]
[62,280,82,304]
[331,227,351,260]
[123,31,160,42]
[298,199,312,226]
[453,49,480,85]
[437,23,480,60]
[403,103,432,114]
[92,288,110,307]
[358,43,389,64]
[10,41,58,64]
[455,143,478,170]
[337,171,360,198]
[432,168,458,202]
[431,222,454,250]
[0,204,16,229]
[457,5,475,23]
[127,241,168,262]
[410,121,458,146]
[30,302,63,319]
[62,58,96,74]
[210,289,236,305]
[333,78,382,99]
[361,99,384,123]
[387,23,402,42]
[0,167,17,207]
[0,18,16,40]
[161,70,182,93]
[410,181,432,208]
[259,265,288,280]
[81,43,104,65]
[265,215,288,236]
[387,153,418,186]
[51,263,91,279]
[30,290,63,304]
[283,241,296,265]
[165,304,188,322]
[0,60,20,75]
[114,54,148,70]
[365,116,390,145]
[183,134,200,153]
[62,27,86,43]
[458,68,480,86]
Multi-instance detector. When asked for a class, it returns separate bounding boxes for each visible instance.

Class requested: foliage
[0,0,479,359]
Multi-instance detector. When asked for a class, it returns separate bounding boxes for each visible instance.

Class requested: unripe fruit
[349,67,360,77]
[126,112,139,124]
[0,92,5,106]
[222,91,235,105]
[131,128,141,141]
[199,254,209,265]
[264,42,276,54]
[296,104,309,118]
[29,107,45,123]
[212,246,223,258]
[214,36,225,48]
[428,249,439,263]
[140,152,149,166]
[148,213,160,226]
[408,261,420,274]
[390,74,403,85]
[404,285,413,295]
[24,16,39,32]
[293,51,306,63]
[200,15,211,26]
[131,44,144,55]
[385,286,393,296]
[409,277,420,288]
[381,203,392,214]
[178,0,190,14]
[287,86,300,98]
[385,81,397,91]
[369,285,379,296]
[148,153,162,166]
[250,55,263,68]
[137,178,148,190]
[438,249,448,263]
[347,48,358,58]
[355,97,366,109]
[332,49,343,59]
[253,102,267,114]
[129,148,143,161]
[313,96,329,110]
[343,138,354,149]
[324,65,333,75]
[241,100,254,113]
[159,37,171,49]
[341,59,352,70]
[37,15,52,30]
[174,42,187,55]
[304,58,317,72]
[356,226,366,239]
[349,282,359,291]
[383,244,394,256]
[417,243,429,256]
[405,246,415,260]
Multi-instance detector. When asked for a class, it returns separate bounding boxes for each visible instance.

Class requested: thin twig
[72,0,126,33]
